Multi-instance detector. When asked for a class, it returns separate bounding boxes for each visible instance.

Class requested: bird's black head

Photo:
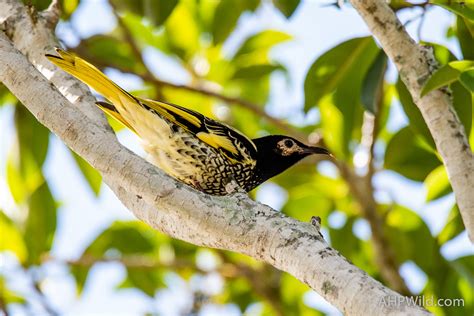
[251,135,331,186]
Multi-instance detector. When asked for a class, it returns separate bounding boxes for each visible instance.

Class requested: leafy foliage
[1,1,473,315]
[304,36,379,158]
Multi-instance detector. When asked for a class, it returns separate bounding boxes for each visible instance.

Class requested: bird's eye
[284,139,294,148]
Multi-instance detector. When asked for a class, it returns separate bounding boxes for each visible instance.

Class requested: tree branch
[31,279,58,316]
[77,3,412,293]
[339,163,411,296]
[0,29,430,316]
[0,296,9,316]
[349,0,474,243]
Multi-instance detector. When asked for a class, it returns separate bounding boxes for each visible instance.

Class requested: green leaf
[212,0,259,45]
[212,0,242,45]
[450,59,474,71]
[232,64,285,80]
[165,1,200,60]
[304,37,378,110]
[219,278,254,311]
[70,149,102,196]
[234,76,271,105]
[428,256,474,315]
[329,217,373,272]
[423,41,458,65]
[6,153,28,203]
[282,190,333,222]
[432,1,474,21]
[449,256,474,315]
[6,105,49,203]
[332,217,362,255]
[119,269,164,297]
[83,221,158,257]
[459,68,474,92]
[80,34,145,74]
[272,0,300,18]
[319,95,345,158]
[420,61,474,97]
[280,273,319,315]
[304,37,379,156]
[0,212,28,263]
[233,30,292,63]
[424,165,451,202]
[451,81,472,138]
[450,256,474,291]
[0,277,25,305]
[22,0,50,10]
[384,127,441,181]
[437,205,464,244]
[0,84,16,107]
[456,17,474,60]
[396,78,436,148]
[361,50,387,113]
[121,13,167,52]
[24,182,57,265]
[72,221,161,292]
[111,0,178,26]
[385,205,438,272]
[420,64,461,97]
[70,265,89,294]
[15,104,50,169]
[61,0,79,18]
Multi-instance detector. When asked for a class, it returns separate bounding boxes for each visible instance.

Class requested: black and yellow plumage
[46,48,331,195]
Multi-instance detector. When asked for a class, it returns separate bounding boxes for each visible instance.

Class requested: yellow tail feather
[95,101,137,133]
[46,48,134,106]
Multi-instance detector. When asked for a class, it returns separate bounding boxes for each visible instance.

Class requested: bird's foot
[188,178,204,192]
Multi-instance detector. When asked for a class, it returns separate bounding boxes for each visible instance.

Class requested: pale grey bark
[349,0,474,243]
[0,0,433,314]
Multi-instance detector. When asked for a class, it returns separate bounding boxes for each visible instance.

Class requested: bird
[46,48,331,195]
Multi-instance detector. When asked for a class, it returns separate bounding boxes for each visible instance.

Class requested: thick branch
[90,13,405,291]
[0,32,430,316]
[349,0,474,242]
[0,0,107,128]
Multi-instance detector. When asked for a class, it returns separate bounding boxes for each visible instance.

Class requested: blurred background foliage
[1,0,474,315]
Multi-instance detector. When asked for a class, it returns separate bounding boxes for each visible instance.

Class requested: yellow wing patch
[140,98,202,128]
[197,132,239,155]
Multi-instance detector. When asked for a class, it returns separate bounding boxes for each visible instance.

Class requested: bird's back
[46,48,259,195]
[46,48,331,195]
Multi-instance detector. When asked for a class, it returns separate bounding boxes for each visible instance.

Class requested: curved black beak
[304,146,333,157]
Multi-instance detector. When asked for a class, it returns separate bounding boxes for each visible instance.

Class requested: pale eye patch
[277,139,299,156]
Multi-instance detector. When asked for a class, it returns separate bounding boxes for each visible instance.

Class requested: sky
[1,0,473,315]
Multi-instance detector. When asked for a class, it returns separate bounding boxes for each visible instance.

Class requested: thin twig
[30,277,59,316]
[417,6,428,41]
[338,163,412,296]
[40,0,60,30]
[0,296,9,316]
[336,78,412,296]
